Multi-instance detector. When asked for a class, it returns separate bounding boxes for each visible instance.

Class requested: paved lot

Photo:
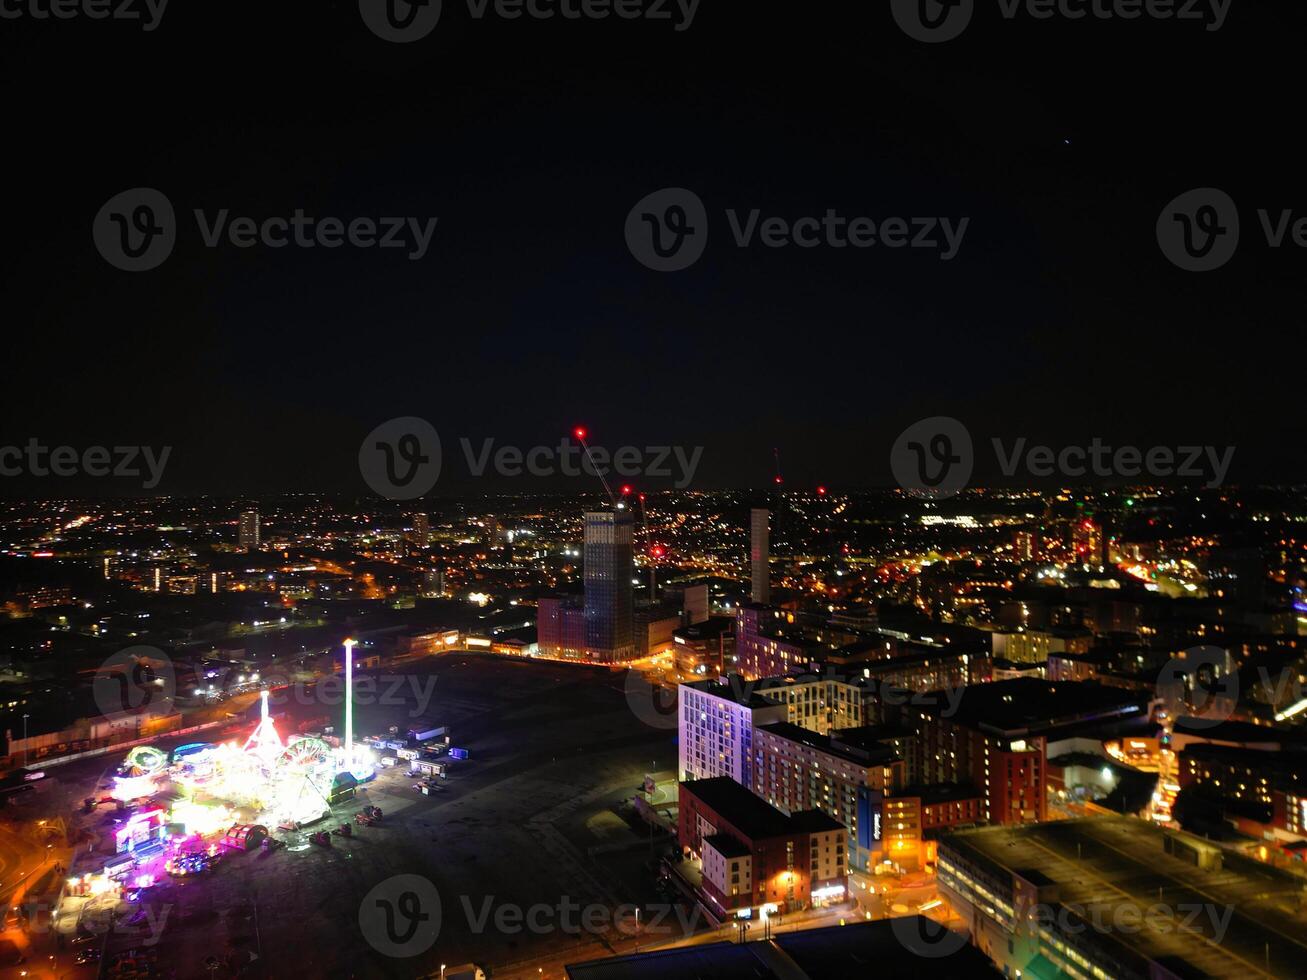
[1,655,682,978]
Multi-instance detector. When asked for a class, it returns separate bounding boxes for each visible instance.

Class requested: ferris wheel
[272,737,335,823]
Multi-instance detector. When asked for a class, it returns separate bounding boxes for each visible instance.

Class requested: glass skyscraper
[583,509,634,662]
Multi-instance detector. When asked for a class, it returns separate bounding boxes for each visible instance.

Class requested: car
[75,948,102,965]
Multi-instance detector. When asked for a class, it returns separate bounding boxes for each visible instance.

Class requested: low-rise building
[678,777,846,915]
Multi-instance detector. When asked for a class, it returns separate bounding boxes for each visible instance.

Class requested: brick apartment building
[678,777,847,915]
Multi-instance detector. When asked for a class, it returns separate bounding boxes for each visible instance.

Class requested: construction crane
[573,426,616,507]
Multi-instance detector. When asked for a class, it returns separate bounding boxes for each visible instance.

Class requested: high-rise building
[583,509,634,662]
[239,510,260,550]
[751,722,903,872]
[678,678,787,784]
[413,513,430,549]
[750,508,770,604]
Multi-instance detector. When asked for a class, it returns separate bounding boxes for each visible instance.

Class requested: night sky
[1,0,1303,496]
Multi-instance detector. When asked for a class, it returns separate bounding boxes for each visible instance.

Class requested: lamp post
[21,715,29,768]
[343,639,356,772]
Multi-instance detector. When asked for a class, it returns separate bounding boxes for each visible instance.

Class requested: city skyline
[3,2,1305,977]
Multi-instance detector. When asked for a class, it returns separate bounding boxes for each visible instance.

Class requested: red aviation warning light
[817,485,827,496]
[651,545,665,558]
[621,485,633,496]
[573,426,588,442]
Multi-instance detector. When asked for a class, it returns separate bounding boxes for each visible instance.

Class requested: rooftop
[939,816,1307,979]
[757,721,900,767]
[920,678,1147,735]
[565,918,997,979]
[681,777,843,840]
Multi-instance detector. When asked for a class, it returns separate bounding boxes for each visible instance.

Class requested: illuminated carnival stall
[109,640,375,830]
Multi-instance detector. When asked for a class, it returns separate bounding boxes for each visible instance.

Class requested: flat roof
[787,809,846,834]
[939,816,1307,979]
[566,918,997,979]
[757,721,899,767]
[682,777,812,840]
[922,679,1147,734]
[702,832,750,859]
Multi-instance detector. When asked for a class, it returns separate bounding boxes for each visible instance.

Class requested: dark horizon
[3,2,1305,498]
